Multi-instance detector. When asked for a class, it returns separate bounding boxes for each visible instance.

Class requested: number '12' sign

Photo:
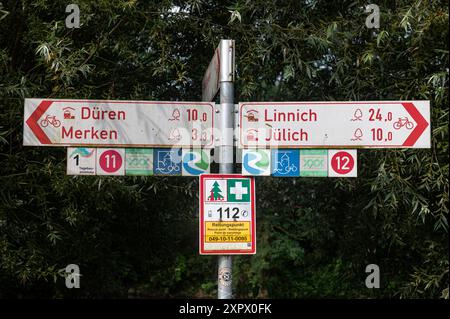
[328,150,357,177]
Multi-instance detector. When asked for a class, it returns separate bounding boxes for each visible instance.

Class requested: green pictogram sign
[227,179,250,202]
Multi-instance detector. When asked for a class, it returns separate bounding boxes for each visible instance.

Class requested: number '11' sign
[67,148,125,176]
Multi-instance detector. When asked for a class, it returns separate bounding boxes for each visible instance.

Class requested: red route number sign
[96,148,125,175]
[328,150,357,177]
[99,150,123,173]
[331,151,355,174]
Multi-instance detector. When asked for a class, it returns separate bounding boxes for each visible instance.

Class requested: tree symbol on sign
[169,108,180,121]
[351,108,363,121]
[351,128,363,141]
[208,181,224,201]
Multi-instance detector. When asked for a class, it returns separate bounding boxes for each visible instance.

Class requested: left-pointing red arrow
[26,100,53,144]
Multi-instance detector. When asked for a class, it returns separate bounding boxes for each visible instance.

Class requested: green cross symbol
[227,179,250,202]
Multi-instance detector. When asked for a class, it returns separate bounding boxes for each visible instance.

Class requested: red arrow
[402,102,429,147]
[25,100,53,144]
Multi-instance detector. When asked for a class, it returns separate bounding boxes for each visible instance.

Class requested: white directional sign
[239,101,430,149]
[200,174,256,255]
[201,40,235,102]
[202,44,220,102]
[23,99,215,148]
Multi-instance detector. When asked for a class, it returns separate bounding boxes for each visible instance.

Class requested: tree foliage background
[0,0,448,298]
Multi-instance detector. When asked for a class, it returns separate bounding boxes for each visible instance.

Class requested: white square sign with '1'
[67,148,96,175]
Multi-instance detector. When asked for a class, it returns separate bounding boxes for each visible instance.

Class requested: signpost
[199,174,256,255]
[239,101,430,148]
[23,37,432,301]
[202,39,236,300]
[24,99,215,148]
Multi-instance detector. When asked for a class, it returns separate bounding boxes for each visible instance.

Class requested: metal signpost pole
[217,40,235,299]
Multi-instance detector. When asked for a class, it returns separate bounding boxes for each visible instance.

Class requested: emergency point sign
[199,174,256,255]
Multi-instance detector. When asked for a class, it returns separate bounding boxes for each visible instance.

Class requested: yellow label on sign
[205,221,250,243]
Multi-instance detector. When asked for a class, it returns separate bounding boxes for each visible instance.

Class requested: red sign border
[239,101,429,149]
[199,174,256,255]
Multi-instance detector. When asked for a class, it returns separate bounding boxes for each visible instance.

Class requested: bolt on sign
[23,99,215,148]
[239,101,430,149]
[199,174,256,255]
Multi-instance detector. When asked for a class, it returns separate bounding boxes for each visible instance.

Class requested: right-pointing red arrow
[402,102,429,147]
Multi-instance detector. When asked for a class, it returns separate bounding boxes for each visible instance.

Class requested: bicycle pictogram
[155,150,180,174]
[40,115,61,128]
[274,152,298,175]
[393,117,414,130]
[274,163,297,174]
